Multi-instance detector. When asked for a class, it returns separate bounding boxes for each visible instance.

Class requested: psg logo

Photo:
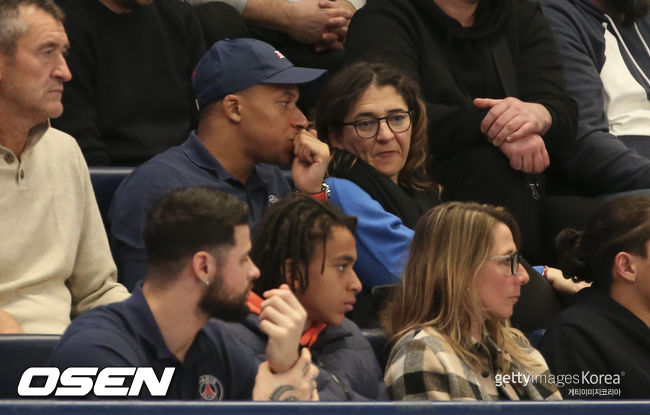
[198,374,223,401]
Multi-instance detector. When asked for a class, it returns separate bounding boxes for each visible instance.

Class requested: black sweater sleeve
[512,2,577,155]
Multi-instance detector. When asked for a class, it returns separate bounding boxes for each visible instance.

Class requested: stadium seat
[88,167,133,234]
[361,328,390,372]
[0,334,60,399]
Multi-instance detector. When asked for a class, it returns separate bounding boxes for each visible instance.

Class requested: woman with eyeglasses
[382,201,561,400]
[315,61,441,293]
[314,61,586,328]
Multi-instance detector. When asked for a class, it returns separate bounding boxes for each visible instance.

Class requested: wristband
[310,182,330,201]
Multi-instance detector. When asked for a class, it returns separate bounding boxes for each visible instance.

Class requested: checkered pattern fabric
[385,327,561,400]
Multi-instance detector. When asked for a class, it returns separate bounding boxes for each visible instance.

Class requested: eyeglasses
[341,111,413,139]
[487,252,522,275]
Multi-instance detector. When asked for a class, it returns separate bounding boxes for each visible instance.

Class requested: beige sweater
[0,123,129,334]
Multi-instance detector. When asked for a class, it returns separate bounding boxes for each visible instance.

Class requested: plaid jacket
[385,327,562,400]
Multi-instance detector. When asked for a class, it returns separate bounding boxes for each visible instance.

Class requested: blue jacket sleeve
[540,0,650,192]
[326,178,413,290]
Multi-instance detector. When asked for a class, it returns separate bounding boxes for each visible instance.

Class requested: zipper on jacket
[312,355,353,400]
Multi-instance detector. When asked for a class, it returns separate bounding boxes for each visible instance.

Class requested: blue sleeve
[539,0,650,192]
[326,178,413,290]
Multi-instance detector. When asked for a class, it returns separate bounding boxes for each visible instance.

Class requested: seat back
[361,328,390,372]
[0,334,60,398]
[89,167,133,234]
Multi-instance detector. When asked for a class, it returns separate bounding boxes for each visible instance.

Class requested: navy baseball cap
[192,38,327,109]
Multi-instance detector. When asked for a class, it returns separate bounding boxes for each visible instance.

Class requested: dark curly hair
[556,194,650,291]
[251,193,357,294]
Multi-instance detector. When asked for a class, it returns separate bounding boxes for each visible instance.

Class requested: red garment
[247,291,326,348]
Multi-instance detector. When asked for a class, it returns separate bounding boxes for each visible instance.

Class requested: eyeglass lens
[355,112,411,138]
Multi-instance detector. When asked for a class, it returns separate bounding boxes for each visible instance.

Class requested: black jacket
[539,287,650,399]
[345,0,577,160]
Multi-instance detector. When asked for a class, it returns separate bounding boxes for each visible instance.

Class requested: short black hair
[144,187,248,278]
[251,193,357,294]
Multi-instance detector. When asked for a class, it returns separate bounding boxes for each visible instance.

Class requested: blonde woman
[382,202,561,400]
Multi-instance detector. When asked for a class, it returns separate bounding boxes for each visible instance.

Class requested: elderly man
[110,38,330,290]
[51,187,319,400]
[0,0,128,334]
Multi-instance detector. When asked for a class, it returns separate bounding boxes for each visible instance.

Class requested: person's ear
[329,131,345,150]
[222,94,242,123]
[192,251,216,285]
[613,251,638,283]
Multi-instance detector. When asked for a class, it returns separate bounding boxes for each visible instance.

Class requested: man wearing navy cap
[110,38,330,291]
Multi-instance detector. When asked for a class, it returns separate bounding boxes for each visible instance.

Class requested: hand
[259,284,308,373]
[291,128,330,194]
[546,267,591,295]
[253,348,319,401]
[499,133,550,174]
[474,97,552,146]
[0,309,23,334]
[314,0,355,51]
[283,0,353,48]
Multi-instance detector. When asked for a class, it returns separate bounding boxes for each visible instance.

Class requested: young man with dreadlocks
[214,192,387,400]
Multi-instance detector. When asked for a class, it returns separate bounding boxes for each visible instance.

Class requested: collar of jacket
[247,290,327,348]
[571,0,610,22]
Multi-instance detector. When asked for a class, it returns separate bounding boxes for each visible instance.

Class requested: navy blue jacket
[217,314,388,401]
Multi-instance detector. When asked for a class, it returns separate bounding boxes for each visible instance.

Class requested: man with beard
[51,0,212,165]
[49,187,319,401]
[539,0,650,195]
